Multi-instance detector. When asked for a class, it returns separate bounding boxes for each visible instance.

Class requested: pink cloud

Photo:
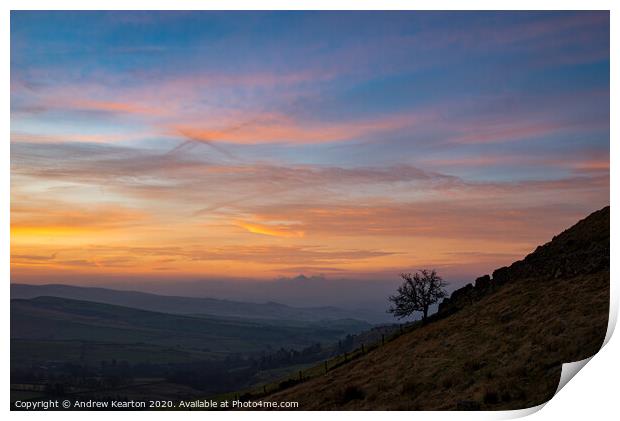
[173,111,430,145]
[420,153,610,175]
[66,99,166,116]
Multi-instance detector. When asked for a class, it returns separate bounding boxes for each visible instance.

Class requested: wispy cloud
[235,221,305,238]
[173,111,429,145]
[10,11,609,282]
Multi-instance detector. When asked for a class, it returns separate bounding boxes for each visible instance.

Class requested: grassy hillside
[260,207,610,410]
[11,296,370,354]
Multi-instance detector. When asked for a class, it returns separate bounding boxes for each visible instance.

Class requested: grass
[199,325,408,406]
[259,271,609,410]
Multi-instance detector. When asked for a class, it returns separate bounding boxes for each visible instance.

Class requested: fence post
[263,385,266,394]
[382,334,385,345]
[324,361,328,373]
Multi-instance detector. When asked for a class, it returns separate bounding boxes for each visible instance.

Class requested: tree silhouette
[388,269,448,322]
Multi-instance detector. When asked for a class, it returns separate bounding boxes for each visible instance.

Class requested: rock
[492,267,510,285]
[450,283,473,301]
[474,275,491,289]
[437,297,450,313]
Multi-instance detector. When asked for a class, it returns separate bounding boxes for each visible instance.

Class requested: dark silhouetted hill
[11,296,370,353]
[263,206,610,410]
[11,283,383,323]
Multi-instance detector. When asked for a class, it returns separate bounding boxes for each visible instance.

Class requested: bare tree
[388,269,448,322]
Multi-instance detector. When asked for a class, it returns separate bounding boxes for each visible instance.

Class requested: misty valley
[10,287,396,405]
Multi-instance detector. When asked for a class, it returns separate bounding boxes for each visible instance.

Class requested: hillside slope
[265,206,610,410]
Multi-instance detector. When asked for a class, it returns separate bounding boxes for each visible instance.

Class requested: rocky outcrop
[474,275,491,289]
[438,206,609,316]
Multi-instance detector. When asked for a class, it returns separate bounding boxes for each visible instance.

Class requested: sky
[10,11,610,301]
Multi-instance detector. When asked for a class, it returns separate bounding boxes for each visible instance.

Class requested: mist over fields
[10,269,507,314]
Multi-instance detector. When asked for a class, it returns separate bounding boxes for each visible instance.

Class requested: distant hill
[11,283,383,324]
[262,206,610,410]
[11,296,370,354]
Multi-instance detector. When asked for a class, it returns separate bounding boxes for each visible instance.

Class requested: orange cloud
[236,221,305,238]
[570,159,610,173]
[240,198,608,243]
[421,153,610,174]
[11,204,149,244]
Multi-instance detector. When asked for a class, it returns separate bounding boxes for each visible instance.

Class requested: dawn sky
[10,11,609,288]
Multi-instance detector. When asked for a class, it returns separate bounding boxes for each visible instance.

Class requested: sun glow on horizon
[10,11,609,283]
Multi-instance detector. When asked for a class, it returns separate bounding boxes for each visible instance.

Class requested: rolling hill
[11,283,383,323]
[261,206,610,410]
[11,296,370,354]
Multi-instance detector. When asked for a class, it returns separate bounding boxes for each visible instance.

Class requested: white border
[3,0,618,10]
[3,2,617,421]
